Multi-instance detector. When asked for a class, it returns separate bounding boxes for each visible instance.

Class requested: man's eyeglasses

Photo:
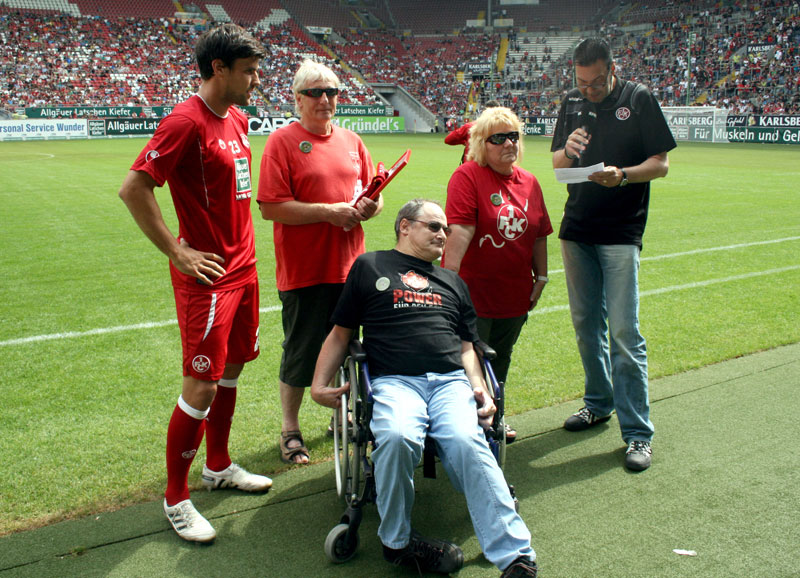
[299,87,340,98]
[406,219,451,235]
[486,131,520,145]
[576,70,610,90]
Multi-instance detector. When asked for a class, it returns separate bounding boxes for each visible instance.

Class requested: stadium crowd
[1,0,799,118]
[250,23,383,112]
[0,13,198,108]
[332,30,495,118]
[611,0,800,113]
[0,11,381,113]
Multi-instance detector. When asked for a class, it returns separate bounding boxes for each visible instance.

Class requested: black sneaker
[625,440,652,471]
[501,556,538,577]
[383,530,464,574]
[564,407,612,431]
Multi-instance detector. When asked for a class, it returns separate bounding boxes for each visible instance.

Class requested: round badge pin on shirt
[490,193,503,206]
[375,277,390,291]
[299,141,312,154]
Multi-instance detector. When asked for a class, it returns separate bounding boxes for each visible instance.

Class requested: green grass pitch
[0,133,798,535]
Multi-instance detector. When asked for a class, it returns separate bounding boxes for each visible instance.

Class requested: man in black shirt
[551,38,677,471]
[311,200,538,577]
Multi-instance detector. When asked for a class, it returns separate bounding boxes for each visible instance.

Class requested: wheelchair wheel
[333,368,349,499]
[324,523,359,563]
[497,416,507,469]
[344,355,364,502]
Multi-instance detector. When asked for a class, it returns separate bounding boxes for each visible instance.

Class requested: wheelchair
[323,339,515,564]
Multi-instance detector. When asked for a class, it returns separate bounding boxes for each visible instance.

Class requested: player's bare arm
[441,224,475,273]
[310,325,354,409]
[461,340,496,428]
[259,199,362,229]
[529,236,548,310]
[119,170,226,284]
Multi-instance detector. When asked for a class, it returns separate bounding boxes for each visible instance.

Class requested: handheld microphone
[577,101,597,165]
[578,100,597,133]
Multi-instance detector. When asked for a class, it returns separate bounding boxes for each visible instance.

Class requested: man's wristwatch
[619,168,629,187]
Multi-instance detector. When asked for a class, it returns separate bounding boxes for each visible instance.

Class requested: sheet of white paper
[554,162,605,184]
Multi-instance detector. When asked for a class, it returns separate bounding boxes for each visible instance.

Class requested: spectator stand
[501,32,582,116]
[612,0,800,113]
[1,0,797,122]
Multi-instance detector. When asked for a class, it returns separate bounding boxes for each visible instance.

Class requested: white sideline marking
[1,260,799,348]
[641,236,800,262]
[0,306,281,347]
[529,265,800,315]
[4,152,56,160]
[548,236,800,274]
[638,265,800,296]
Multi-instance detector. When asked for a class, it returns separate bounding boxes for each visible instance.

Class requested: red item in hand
[353,149,411,205]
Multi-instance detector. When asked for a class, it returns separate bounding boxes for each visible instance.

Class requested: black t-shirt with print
[332,249,479,377]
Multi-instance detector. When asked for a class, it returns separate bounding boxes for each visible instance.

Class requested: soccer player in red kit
[118,24,270,543]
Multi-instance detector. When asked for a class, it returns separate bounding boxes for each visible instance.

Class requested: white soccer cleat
[163,498,216,543]
[201,463,273,492]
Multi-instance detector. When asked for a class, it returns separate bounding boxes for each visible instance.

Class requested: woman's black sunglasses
[299,88,340,98]
[486,131,520,145]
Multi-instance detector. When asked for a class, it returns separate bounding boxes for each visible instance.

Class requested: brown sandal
[279,431,309,464]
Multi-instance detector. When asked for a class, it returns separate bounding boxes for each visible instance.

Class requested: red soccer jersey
[445,162,553,318]
[444,122,473,163]
[257,121,373,291]
[131,95,257,292]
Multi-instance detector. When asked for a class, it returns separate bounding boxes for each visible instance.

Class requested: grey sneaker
[202,463,272,492]
[564,407,612,431]
[383,530,464,574]
[163,498,216,542]
[625,440,652,471]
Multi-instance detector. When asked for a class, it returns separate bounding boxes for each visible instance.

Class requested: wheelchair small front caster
[324,523,359,563]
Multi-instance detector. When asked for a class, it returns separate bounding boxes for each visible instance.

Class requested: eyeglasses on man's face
[406,219,451,235]
[299,87,340,98]
[576,69,610,90]
[486,131,520,145]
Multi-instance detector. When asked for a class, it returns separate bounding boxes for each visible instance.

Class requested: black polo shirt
[551,78,677,247]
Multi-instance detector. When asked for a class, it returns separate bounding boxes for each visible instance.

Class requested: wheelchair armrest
[349,339,368,362]
[474,340,497,361]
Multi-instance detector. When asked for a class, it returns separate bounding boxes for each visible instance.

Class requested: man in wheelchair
[311,199,538,577]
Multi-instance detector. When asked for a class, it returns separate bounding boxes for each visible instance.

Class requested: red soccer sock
[205,381,237,473]
[164,399,207,506]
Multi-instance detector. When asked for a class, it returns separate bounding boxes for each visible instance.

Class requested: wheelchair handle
[348,340,368,362]
[474,340,497,361]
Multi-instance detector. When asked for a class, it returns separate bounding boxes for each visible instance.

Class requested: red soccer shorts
[174,278,260,381]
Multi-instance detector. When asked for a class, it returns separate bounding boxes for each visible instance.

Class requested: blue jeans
[370,370,534,570]
[561,240,654,443]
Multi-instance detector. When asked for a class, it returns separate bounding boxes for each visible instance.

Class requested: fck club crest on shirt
[478,198,530,249]
[496,203,528,241]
